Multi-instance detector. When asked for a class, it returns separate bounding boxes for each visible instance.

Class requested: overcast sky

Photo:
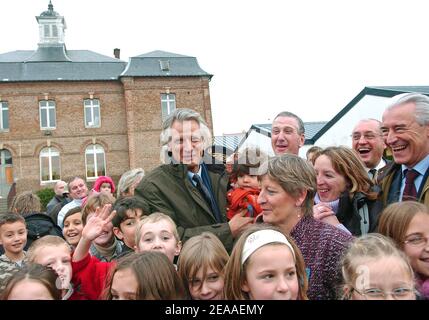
[2,0,429,136]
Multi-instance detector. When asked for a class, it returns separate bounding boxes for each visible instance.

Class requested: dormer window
[159,60,170,71]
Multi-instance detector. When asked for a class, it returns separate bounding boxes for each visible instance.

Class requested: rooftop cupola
[36,1,67,46]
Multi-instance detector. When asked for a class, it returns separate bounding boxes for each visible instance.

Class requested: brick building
[0,2,213,199]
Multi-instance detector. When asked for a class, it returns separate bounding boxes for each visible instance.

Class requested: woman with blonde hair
[378,201,429,299]
[256,154,352,299]
[312,146,383,236]
[177,232,229,300]
[116,168,145,198]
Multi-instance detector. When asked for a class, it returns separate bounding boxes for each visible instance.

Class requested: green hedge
[36,188,55,212]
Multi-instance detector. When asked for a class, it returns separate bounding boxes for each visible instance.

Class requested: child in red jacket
[227,147,267,222]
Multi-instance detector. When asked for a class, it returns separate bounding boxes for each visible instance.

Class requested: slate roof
[0,46,127,82]
[213,133,246,152]
[0,48,212,82]
[121,50,212,78]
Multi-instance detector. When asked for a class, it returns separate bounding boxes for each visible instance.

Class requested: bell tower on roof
[35,1,67,46]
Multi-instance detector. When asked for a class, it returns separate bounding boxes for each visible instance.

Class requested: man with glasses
[380,93,429,206]
[351,119,388,184]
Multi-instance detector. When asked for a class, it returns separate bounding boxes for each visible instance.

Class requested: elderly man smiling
[380,93,429,206]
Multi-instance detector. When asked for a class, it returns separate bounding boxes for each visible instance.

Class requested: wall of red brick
[0,76,212,196]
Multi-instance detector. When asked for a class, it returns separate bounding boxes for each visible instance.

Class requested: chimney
[114,48,120,59]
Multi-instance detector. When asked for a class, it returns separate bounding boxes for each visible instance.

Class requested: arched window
[0,149,13,198]
[40,147,60,183]
[85,144,106,179]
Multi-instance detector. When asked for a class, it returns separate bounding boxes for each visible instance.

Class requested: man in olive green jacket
[135,109,252,252]
[380,92,429,207]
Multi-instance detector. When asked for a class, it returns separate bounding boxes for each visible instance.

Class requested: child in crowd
[1,264,62,300]
[112,197,146,254]
[226,147,266,222]
[224,224,308,300]
[0,213,27,291]
[341,233,416,300]
[177,232,229,300]
[71,203,118,299]
[27,235,80,300]
[72,206,182,299]
[92,176,116,197]
[378,201,429,299]
[10,191,63,249]
[134,212,182,264]
[306,146,322,165]
[62,206,83,249]
[103,251,185,300]
[81,193,123,262]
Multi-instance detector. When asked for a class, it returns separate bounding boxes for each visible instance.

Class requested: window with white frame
[84,99,101,128]
[39,100,56,129]
[0,102,8,130]
[161,93,176,120]
[40,147,60,183]
[85,144,106,179]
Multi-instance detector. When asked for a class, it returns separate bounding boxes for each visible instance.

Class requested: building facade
[0,2,213,198]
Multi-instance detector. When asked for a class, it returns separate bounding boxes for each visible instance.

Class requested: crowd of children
[0,150,427,301]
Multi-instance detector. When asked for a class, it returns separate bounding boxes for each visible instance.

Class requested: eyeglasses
[351,133,382,141]
[403,235,429,247]
[352,287,415,300]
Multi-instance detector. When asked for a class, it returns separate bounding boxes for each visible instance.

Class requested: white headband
[241,229,296,265]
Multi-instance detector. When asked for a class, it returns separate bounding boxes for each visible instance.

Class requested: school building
[0,2,213,204]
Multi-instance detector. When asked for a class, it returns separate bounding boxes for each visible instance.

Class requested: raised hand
[82,204,116,241]
[73,203,116,262]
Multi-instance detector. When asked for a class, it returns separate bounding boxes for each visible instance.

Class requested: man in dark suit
[380,93,429,206]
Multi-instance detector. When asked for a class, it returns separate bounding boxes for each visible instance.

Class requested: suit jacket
[374,158,392,186]
[134,162,233,251]
[381,163,429,207]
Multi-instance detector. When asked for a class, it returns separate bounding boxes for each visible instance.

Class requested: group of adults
[46,92,429,299]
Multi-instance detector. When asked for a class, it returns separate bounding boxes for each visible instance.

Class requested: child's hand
[82,204,116,241]
[228,209,253,238]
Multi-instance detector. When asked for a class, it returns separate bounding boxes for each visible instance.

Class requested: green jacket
[134,163,233,251]
[381,163,429,207]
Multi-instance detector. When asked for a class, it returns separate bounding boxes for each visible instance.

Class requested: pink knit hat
[92,176,116,194]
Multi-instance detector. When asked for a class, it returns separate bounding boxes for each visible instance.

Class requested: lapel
[182,166,219,223]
